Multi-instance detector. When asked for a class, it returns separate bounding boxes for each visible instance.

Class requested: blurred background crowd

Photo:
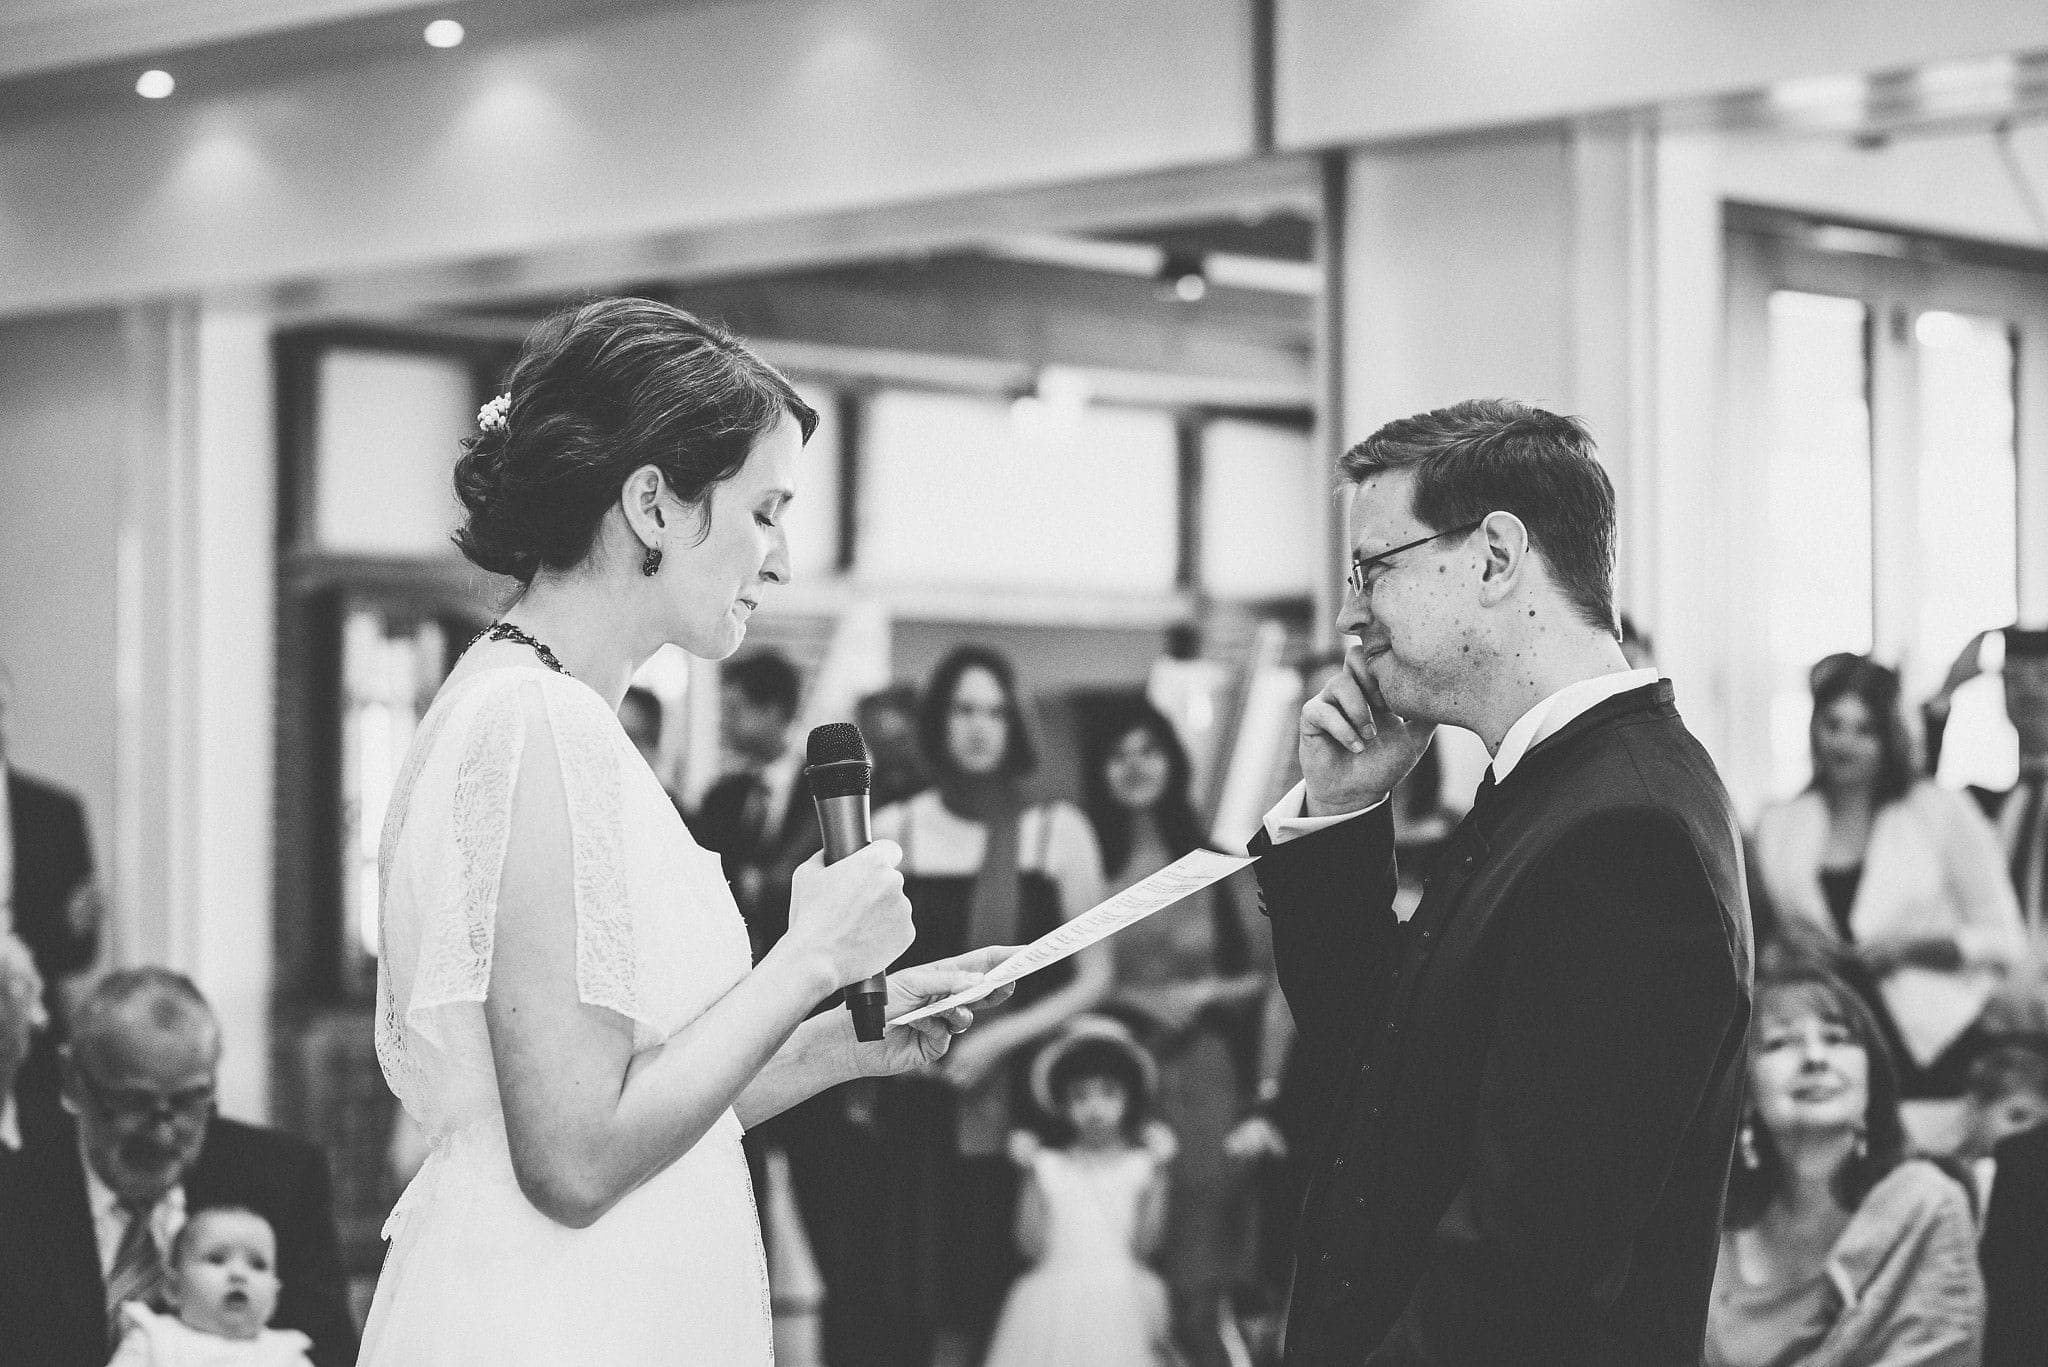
[6,2,2048,1365]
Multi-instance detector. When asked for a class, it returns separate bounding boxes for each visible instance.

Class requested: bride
[359,298,1010,1365]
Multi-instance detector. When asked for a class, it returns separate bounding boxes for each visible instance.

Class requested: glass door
[1725,216,2048,800]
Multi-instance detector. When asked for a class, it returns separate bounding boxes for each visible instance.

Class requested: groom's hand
[1300,643,1434,817]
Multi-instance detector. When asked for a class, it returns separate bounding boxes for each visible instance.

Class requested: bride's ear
[619,465,668,551]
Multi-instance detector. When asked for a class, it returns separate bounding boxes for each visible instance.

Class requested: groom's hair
[1341,399,1618,637]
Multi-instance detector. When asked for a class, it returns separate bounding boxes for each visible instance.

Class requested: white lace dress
[358,667,771,1366]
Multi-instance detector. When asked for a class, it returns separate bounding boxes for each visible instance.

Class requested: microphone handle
[814,793,888,1042]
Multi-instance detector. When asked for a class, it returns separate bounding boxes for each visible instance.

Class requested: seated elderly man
[0,967,357,1367]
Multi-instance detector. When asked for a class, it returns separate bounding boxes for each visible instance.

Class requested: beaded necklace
[469,621,571,677]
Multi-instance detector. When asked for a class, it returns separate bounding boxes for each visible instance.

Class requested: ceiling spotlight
[135,69,175,99]
[1157,248,1208,303]
[424,19,465,48]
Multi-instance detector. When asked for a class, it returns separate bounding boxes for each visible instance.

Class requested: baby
[109,1205,314,1366]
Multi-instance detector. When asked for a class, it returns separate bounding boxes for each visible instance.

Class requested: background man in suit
[1980,1118,2048,1367]
[1254,400,1753,1365]
[1924,626,2048,934]
[0,659,104,1111]
[0,967,357,1367]
[690,649,817,960]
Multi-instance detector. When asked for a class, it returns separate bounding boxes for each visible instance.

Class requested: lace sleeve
[398,675,647,1047]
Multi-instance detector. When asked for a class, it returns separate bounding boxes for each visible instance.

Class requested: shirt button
[1339,1278,1355,1293]
[1353,1194,1368,1209]
[1332,1156,1345,1169]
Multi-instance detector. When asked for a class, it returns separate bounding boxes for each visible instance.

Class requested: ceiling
[0,0,684,118]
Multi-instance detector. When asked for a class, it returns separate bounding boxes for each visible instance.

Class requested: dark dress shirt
[1254,681,1754,1365]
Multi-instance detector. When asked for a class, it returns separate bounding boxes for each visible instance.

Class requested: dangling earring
[1739,1121,1759,1170]
[1853,1130,1868,1161]
[642,505,666,577]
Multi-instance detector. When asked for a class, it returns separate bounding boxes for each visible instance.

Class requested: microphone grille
[806,722,868,767]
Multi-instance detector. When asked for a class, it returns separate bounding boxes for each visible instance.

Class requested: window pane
[1915,310,2018,788]
[784,381,841,582]
[1764,291,1873,795]
[1202,419,1314,599]
[315,350,471,556]
[858,390,1178,592]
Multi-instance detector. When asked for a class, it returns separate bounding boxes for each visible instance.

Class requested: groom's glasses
[1346,520,1485,599]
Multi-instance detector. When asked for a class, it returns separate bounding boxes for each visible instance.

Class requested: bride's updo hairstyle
[454,297,818,583]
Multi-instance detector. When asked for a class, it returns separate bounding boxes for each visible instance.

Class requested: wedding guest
[983,1017,1183,1367]
[0,658,104,1112]
[1957,1034,2048,1162]
[1922,627,2048,934]
[1708,966,1983,1367]
[691,650,814,959]
[871,643,1112,1360]
[1752,654,2026,1096]
[1980,1118,2048,1367]
[109,1205,315,1367]
[1081,694,1265,1367]
[0,968,357,1367]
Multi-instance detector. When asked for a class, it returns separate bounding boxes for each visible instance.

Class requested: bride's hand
[859,946,1019,1077]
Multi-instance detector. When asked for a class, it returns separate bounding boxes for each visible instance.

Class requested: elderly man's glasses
[73,1062,215,1127]
[1346,520,1484,598]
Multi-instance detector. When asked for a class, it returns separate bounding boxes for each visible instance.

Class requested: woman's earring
[642,543,663,577]
[1853,1130,1868,1161]
[1739,1122,1759,1170]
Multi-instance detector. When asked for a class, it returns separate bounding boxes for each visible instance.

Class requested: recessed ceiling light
[424,19,465,49]
[135,69,175,99]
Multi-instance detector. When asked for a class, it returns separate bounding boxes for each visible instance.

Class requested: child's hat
[1029,1013,1158,1117]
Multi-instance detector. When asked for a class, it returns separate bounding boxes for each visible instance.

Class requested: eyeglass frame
[69,1054,217,1129]
[1345,518,1487,599]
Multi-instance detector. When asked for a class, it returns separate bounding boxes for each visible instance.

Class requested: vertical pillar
[113,301,276,1122]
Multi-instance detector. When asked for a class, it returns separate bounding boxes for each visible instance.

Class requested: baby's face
[169,1210,280,1341]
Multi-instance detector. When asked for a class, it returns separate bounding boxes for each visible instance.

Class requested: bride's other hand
[778,842,915,990]
[859,947,1018,1077]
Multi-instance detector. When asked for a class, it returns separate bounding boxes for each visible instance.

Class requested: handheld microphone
[806,722,888,1042]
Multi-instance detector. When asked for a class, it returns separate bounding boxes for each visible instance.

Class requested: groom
[1254,400,1752,1365]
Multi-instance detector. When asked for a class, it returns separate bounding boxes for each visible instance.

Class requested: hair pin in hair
[477,392,511,434]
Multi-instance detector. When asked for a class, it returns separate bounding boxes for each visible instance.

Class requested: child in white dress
[109,1206,314,1367]
[982,1015,1187,1367]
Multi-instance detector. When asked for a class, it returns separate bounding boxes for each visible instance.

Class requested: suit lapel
[29,1124,110,1350]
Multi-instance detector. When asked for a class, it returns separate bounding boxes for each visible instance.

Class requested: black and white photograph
[2,3,2048,1365]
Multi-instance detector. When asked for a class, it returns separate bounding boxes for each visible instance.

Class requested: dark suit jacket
[7,770,100,1107]
[1255,682,1754,1366]
[1982,1122,2048,1367]
[689,765,819,958]
[0,1114,358,1367]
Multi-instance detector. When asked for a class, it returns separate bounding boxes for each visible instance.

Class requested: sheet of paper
[893,848,1257,1025]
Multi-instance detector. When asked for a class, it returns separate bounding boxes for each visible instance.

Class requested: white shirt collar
[1488,669,1661,785]
[0,1089,19,1151]
[79,1131,186,1275]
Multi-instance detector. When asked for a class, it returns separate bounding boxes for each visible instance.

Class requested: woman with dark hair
[360,299,1009,1367]
[1752,654,2025,1096]
[869,643,1112,1360]
[1707,966,1983,1366]
[1080,694,1266,1367]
